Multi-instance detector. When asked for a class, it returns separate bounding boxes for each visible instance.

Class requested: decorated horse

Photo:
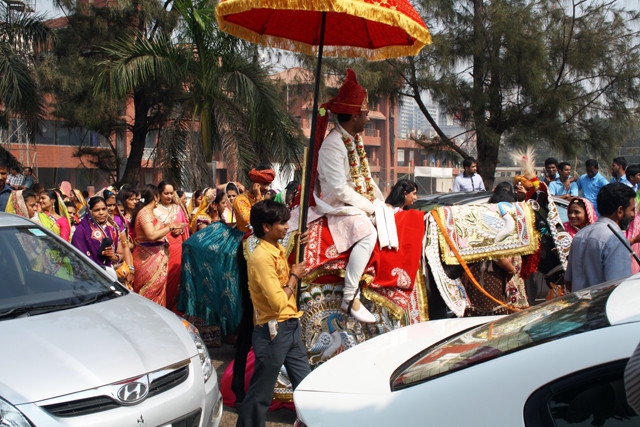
[423,188,571,319]
[215,181,572,407]
[296,184,571,363]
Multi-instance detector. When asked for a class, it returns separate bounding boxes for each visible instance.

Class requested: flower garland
[338,127,376,201]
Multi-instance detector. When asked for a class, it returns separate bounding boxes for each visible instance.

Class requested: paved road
[210,342,297,427]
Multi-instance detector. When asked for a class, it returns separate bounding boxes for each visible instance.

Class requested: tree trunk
[471,0,498,190]
[476,133,500,190]
[121,90,149,185]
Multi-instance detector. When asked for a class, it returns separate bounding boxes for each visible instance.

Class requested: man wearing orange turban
[233,166,275,233]
[310,69,384,324]
[513,175,535,202]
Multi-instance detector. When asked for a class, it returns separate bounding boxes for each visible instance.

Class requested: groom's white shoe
[341,298,376,323]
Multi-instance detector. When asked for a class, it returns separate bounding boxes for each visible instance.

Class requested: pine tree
[391,0,640,187]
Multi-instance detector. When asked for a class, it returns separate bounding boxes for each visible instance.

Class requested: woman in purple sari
[97,188,135,285]
[72,196,126,271]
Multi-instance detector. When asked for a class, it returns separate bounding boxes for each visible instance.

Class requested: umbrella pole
[297,11,326,263]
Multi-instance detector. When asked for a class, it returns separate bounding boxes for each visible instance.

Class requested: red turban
[324,69,368,115]
[248,168,275,184]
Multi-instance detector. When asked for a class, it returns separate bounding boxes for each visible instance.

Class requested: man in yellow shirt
[237,199,309,427]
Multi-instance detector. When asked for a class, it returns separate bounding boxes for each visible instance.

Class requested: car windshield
[391,284,615,391]
[0,226,124,319]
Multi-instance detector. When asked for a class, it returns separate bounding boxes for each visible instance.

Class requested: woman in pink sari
[563,197,597,238]
[154,181,190,311]
[626,191,640,274]
[132,185,186,306]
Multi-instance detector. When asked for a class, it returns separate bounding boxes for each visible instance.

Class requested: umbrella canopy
[215,0,431,61]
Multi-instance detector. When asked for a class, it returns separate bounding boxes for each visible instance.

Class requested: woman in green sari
[179,194,244,336]
[39,190,71,241]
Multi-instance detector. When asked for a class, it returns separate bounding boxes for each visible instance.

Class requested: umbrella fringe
[216,0,431,59]
[216,21,428,61]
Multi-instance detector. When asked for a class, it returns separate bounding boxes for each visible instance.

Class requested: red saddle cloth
[304,209,425,311]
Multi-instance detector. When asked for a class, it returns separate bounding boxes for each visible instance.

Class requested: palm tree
[0,5,53,135]
[95,0,305,186]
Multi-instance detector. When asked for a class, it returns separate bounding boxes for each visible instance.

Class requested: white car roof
[606,274,640,325]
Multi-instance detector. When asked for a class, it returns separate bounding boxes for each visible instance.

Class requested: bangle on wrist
[291,272,301,281]
[283,284,291,290]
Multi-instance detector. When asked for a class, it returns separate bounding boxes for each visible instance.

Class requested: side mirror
[104,266,119,282]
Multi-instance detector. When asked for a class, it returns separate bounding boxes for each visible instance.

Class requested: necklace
[91,216,114,246]
[338,126,375,201]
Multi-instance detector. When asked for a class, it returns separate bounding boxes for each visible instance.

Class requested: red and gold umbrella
[215,0,431,60]
[216,0,431,256]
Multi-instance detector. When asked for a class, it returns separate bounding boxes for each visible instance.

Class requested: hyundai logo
[117,381,149,404]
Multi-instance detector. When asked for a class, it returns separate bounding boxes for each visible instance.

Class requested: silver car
[0,213,223,426]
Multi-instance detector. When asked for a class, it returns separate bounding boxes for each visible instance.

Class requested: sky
[36,0,640,22]
[35,0,64,19]
[35,0,62,18]
[34,0,640,44]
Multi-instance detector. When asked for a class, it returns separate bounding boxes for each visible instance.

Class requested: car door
[524,359,640,426]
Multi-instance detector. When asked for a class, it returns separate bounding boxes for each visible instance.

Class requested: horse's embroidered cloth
[304,217,377,282]
[304,210,425,317]
[424,213,469,317]
[436,202,539,265]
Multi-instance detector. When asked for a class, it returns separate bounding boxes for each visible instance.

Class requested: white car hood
[296,316,497,395]
[0,293,194,404]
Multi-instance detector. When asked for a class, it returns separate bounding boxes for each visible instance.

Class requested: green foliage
[94,0,305,186]
[37,6,131,137]
[0,7,52,135]
[295,55,404,106]
[392,0,640,184]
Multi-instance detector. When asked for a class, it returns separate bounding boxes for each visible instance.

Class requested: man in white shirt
[312,69,381,324]
[452,157,485,192]
[7,166,25,190]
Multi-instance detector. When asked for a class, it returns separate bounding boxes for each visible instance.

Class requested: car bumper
[17,356,223,427]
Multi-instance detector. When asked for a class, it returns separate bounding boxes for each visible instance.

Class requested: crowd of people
[0,157,295,311]
[479,155,640,295]
[2,68,640,424]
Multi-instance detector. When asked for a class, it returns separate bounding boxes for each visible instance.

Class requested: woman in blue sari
[178,199,244,337]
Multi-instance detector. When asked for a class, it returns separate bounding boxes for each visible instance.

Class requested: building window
[397,149,405,166]
[364,123,378,138]
[145,129,159,148]
[35,120,55,145]
[55,124,93,146]
[34,121,108,147]
[37,167,109,190]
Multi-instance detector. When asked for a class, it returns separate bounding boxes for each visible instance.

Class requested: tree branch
[387,58,470,159]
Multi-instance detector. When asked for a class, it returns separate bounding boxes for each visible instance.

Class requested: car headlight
[0,397,32,426]
[182,320,213,382]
